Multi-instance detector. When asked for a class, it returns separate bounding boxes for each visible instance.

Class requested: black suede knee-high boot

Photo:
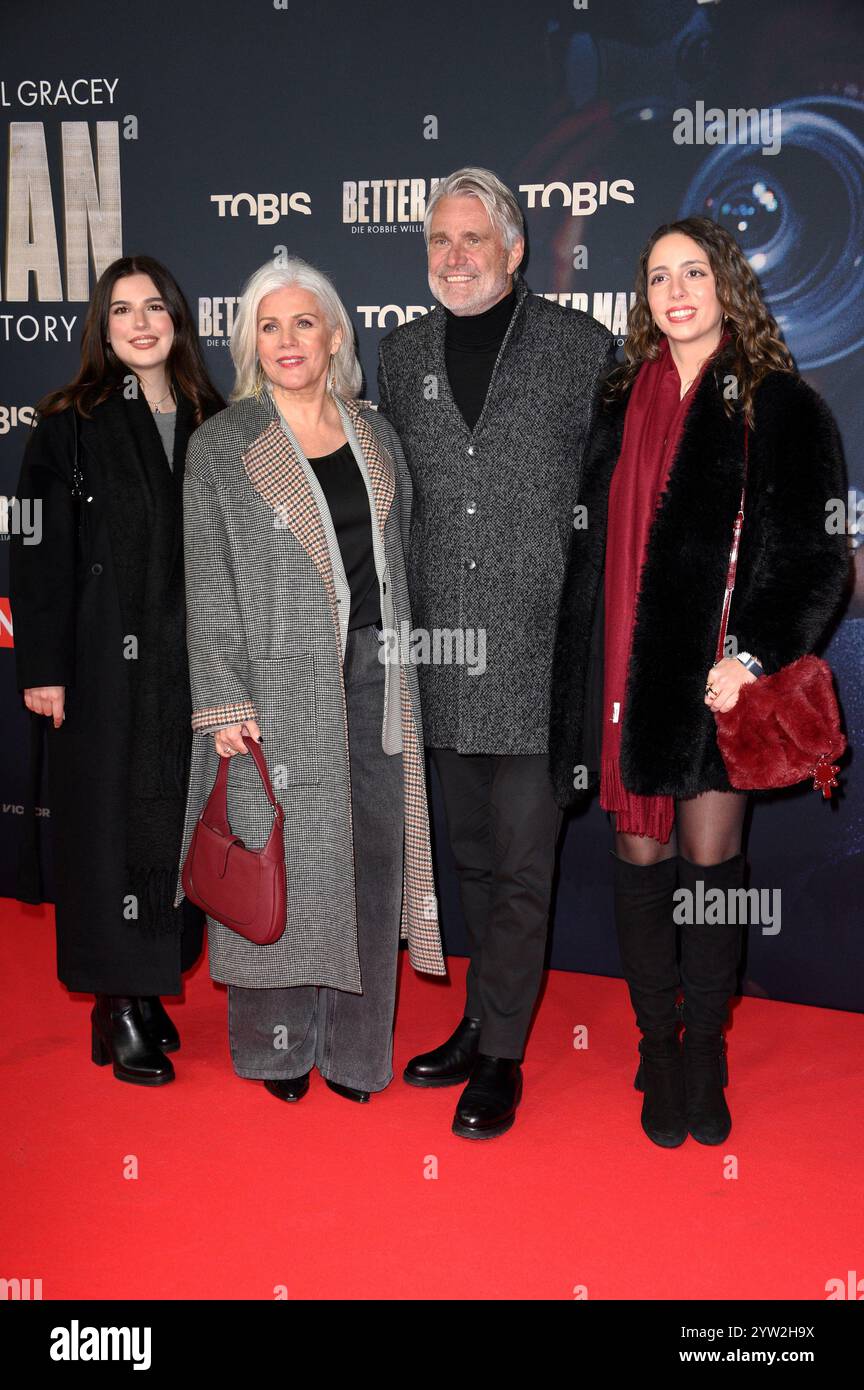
[612,854,686,1148]
[678,854,746,1145]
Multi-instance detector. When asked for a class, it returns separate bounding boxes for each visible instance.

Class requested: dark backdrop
[1,0,861,1009]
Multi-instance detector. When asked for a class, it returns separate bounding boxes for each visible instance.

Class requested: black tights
[615,790,748,867]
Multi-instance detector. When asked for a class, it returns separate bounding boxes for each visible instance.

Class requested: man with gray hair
[377,166,614,1139]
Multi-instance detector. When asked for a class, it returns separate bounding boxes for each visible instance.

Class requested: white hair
[423,166,525,253]
[230,256,362,401]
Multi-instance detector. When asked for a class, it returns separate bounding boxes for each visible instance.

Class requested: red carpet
[2,896,862,1301]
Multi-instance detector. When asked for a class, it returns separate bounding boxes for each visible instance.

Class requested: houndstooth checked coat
[173,390,446,991]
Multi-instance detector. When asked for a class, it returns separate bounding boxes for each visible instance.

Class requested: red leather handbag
[181,735,287,943]
[712,422,847,798]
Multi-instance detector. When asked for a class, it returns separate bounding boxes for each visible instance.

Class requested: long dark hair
[37,255,224,426]
[605,217,795,424]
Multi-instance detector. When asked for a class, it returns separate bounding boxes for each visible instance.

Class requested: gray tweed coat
[174,390,445,991]
[377,270,616,754]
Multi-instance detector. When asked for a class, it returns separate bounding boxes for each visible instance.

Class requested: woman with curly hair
[549,217,849,1148]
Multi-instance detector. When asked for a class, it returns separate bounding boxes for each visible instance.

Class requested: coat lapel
[87,389,184,635]
[241,391,400,648]
[427,273,531,435]
[339,395,395,536]
[241,391,397,589]
[241,396,337,599]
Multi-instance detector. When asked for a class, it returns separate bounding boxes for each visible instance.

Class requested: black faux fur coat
[549,348,851,808]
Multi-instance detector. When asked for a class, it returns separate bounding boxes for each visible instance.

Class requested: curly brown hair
[605,217,795,424]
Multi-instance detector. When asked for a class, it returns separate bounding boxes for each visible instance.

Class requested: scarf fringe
[158,722,193,801]
[600,757,675,843]
[127,865,185,936]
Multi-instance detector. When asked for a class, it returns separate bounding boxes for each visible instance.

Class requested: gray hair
[423,166,525,253]
[230,256,363,401]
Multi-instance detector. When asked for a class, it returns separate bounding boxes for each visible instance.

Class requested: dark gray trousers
[228,623,404,1091]
[430,748,562,1059]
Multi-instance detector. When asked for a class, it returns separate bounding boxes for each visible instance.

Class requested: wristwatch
[734,651,764,678]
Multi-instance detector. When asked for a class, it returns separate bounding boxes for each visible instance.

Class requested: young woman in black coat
[10,255,224,1085]
[549,217,850,1148]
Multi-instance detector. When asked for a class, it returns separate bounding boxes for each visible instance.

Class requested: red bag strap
[714,417,750,665]
[202,735,283,837]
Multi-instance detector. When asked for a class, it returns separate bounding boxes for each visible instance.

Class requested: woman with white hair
[175,256,445,1104]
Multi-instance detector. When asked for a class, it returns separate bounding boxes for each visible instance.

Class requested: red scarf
[600,332,729,840]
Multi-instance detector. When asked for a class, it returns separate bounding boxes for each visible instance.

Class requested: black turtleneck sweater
[444,285,517,431]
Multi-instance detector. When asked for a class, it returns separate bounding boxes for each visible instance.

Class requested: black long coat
[9,392,203,993]
[549,351,851,808]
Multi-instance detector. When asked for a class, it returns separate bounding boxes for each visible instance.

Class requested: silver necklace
[146,387,173,414]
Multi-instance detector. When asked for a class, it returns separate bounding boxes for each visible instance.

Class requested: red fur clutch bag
[714,654,846,797]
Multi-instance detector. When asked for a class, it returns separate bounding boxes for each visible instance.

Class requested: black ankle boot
[91,995,174,1086]
[325,1079,370,1103]
[612,855,686,1146]
[265,1074,310,1103]
[634,1033,688,1147]
[678,854,746,1144]
[403,1016,482,1087]
[137,996,180,1053]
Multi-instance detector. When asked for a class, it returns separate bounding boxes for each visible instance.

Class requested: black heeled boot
[137,996,180,1053]
[91,995,175,1086]
[612,854,687,1148]
[403,1016,483,1087]
[678,854,746,1145]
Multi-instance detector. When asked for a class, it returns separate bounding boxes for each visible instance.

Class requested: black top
[307,440,381,629]
[444,284,517,430]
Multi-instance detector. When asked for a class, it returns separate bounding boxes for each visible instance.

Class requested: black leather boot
[678,854,746,1145]
[137,996,180,1053]
[613,854,687,1147]
[403,1016,482,1087]
[452,1055,522,1139]
[325,1079,370,1103]
[264,1074,310,1102]
[91,995,174,1086]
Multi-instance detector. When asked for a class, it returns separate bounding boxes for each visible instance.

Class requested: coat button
[466,501,477,516]
[464,557,476,570]
[91,563,102,575]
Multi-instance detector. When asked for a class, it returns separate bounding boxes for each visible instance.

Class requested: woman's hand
[213,718,262,757]
[24,686,65,728]
[704,658,757,714]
